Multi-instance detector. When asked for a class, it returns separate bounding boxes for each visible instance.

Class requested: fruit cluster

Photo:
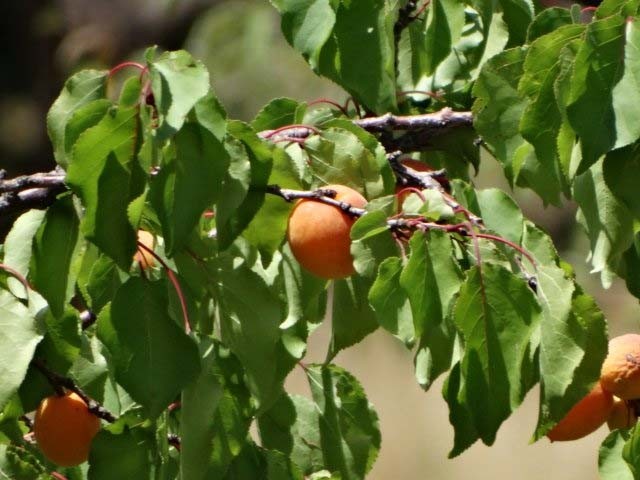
[548,334,640,441]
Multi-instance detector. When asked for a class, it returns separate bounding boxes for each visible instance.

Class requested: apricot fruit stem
[31,358,116,423]
[0,262,31,293]
[307,98,349,116]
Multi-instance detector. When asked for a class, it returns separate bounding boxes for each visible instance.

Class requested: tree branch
[31,358,117,423]
[0,108,473,217]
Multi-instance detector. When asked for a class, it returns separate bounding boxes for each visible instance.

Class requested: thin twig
[31,358,117,423]
[265,185,367,218]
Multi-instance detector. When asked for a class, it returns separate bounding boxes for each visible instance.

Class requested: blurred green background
[2,1,639,478]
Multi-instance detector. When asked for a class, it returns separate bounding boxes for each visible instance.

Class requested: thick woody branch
[0,169,65,193]
[0,108,473,217]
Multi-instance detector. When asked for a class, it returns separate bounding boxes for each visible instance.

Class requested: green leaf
[574,158,634,288]
[350,209,397,279]
[368,257,414,347]
[216,253,292,410]
[328,275,378,360]
[78,248,123,313]
[242,148,300,258]
[603,142,640,219]
[251,97,300,131]
[476,188,523,243]
[64,99,112,158]
[567,16,626,173]
[30,195,80,318]
[526,8,573,42]
[150,123,229,255]
[181,336,253,479]
[610,20,640,151]
[193,92,228,141]
[0,444,48,480]
[318,0,397,112]
[423,0,466,75]
[306,364,381,480]
[446,263,540,453]
[47,69,108,167]
[0,290,44,411]
[400,230,462,389]
[67,105,144,269]
[217,121,273,250]
[624,423,640,478]
[600,430,634,480]
[472,47,527,183]
[36,308,82,374]
[280,243,327,331]
[273,0,336,70]
[304,127,387,198]
[223,442,304,480]
[258,393,324,475]
[97,278,200,418]
[149,50,210,141]
[88,426,153,479]
[534,260,608,438]
[2,209,46,298]
[499,0,534,47]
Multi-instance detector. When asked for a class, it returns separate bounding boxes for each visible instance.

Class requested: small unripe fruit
[547,382,614,442]
[607,397,638,430]
[600,334,640,400]
[34,392,101,466]
[287,184,367,279]
[133,230,156,269]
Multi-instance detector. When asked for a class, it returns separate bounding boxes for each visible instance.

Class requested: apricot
[133,230,156,269]
[34,391,101,466]
[607,397,638,430]
[547,382,614,442]
[287,184,367,279]
[600,334,640,400]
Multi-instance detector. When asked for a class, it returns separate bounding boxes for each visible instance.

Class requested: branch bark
[0,108,473,218]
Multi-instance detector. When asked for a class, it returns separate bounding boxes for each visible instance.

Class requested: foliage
[2,0,640,478]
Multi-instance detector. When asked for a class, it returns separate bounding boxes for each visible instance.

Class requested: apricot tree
[2,0,640,478]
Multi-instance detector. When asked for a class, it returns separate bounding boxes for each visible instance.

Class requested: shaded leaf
[150,122,229,255]
[97,278,200,418]
[401,230,462,389]
[149,50,210,141]
[306,364,380,480]
[47,69,108,167]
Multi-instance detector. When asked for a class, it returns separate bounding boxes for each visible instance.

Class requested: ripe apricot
[607,397,638,430]
[287,184,367,279]
[133,230,156,269]
[600,334,640,400]
[547,382,614,442]
[34,391,101,466]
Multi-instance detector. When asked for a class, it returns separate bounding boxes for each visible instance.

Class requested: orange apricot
[34,391,101,466]
[547,382,614,442]
[600,334,640,400]
[287,184,367,279]
[607,397,638,430]
[133,230,156,269]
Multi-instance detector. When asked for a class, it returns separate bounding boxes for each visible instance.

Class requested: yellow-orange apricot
[607,397,638,430]
[600,334,640,400]
[547,382,614,442]
[287,184,367,279]
[133,230,156,269]
[34,391,101,466]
